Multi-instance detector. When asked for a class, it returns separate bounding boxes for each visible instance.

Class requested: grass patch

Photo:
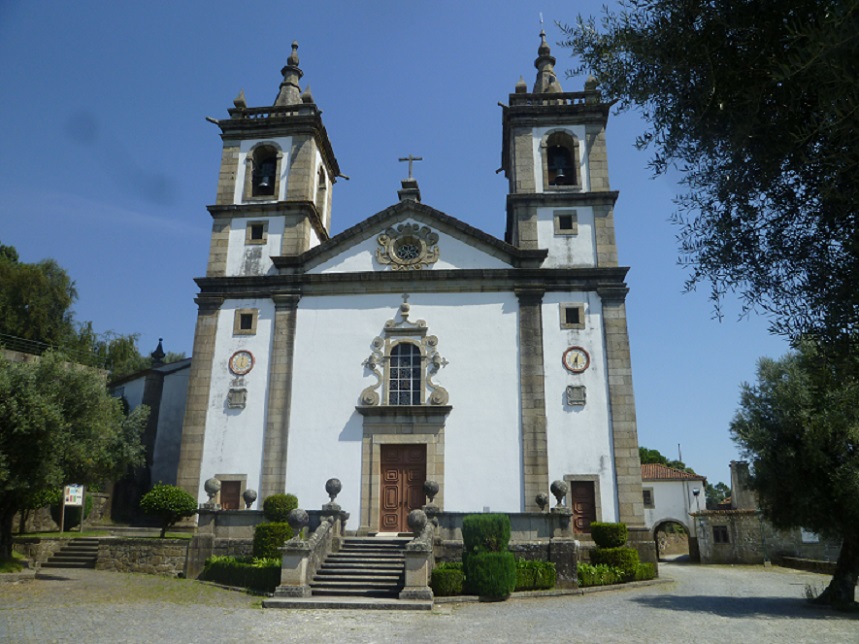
[0,551,26,573]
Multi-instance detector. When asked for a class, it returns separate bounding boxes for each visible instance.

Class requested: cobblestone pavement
[0,562,856,643]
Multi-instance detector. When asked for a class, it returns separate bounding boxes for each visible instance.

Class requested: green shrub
[634,562,657,581]
[139,484,197,538]
[252,522,293,559]
[577,563,625,587]
[514,559,557,591]
[262,494,298,523]
[589,522,628,548]
[464,551,517,598]
[201,556,281,592]
[462,514,511,557]
[430,562,465,596]
[590,546,640,580]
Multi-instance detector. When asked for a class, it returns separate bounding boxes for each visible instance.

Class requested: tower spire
[275,41,304,106]
[532,29,562,94]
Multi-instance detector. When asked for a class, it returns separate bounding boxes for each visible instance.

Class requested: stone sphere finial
[287,508,309,533]
[423,480,439,504]
[408,509,428,534]
[204,478,221,501]
[325,478,342,503]
[242,488,257,509]
[536,492,549,512]
[550,480,568,508]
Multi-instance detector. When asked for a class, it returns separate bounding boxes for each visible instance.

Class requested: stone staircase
[310,536,410,598]
[41,538,100,569]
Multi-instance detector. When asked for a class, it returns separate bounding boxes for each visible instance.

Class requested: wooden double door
[380,444,426,533]
[570,480,597,533]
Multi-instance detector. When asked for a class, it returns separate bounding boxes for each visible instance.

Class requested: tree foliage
[638,446,696,474]
[731,343,859,609]
[560,0,859,342]
[0,352,147,558]
[139,484,197,538]
[0,241,184,380]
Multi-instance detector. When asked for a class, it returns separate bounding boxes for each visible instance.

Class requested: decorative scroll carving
[376,223,440,270]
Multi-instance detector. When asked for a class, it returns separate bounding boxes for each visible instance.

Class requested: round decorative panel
[229,350,254,376]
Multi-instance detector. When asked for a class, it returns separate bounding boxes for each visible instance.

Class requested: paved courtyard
[1,561,856,643]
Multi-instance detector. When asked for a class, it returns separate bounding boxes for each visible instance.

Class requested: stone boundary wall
[12,538,65,565]
[96,538,188,576]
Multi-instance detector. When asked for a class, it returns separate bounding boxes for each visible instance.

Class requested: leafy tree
[731,343,859,609]
[0,352,147,559]
[139,484,197,538]
[638,446,696,474]
[560,0,859,343]
[705,482,731,510]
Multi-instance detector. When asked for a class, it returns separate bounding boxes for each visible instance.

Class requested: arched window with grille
[542,130,580,188]
[388,342,422,405]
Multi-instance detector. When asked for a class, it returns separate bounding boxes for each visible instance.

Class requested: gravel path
[0,562,855,643]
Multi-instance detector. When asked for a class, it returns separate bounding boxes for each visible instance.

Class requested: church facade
[176,34,646,535]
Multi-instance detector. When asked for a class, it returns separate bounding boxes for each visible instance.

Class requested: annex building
[176,33,646,536]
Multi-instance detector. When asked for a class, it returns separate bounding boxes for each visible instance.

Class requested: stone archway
[653,519,690,560]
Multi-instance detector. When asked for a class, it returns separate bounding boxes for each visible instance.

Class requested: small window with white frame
[554,210,578,235]
[233,309,258,335]
[560,303,585,329]
[245,221,268,245]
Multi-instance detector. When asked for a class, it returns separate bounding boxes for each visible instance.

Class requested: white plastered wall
[285,291,522,515]
[309,219,511,274]
[643,479,701,534]
[197,298,275,503]
[535,205,596,268]
[224,216,285,277]
[542,291,618,523]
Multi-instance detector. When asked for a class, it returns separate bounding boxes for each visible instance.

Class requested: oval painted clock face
[229,350,254,376]
[562,346,590,373]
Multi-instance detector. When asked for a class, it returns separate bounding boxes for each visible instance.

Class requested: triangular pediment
[273,201,545,274]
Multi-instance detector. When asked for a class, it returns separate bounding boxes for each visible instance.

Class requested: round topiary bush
[252,522,294,559]
[139,484,198,537]
[464,551,517,599]
[262,493,298,523]
[430,562,465,596]
[589,546,640,580]
[589,522,628,548]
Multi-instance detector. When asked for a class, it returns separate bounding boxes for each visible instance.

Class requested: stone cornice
[207,201,330,243]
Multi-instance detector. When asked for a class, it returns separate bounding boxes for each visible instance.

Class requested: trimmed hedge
[577,563,625,587]
[262,494,298,523]
[589,522,628,548]
[462,514,511,556]
[514,559,557,591]
[634,562,657,581]
[252,522,293,559]
[590,546,640,581]
[201,556,281,592]
[431,562,465,596]
[465,551,517,598]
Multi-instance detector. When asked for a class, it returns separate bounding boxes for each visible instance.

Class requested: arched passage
[653,518,689,560]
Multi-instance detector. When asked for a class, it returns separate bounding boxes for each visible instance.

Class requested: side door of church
[570,480,597,533]
[380,445,426,533]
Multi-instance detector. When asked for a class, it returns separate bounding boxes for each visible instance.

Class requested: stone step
[314,573,402,584]
[317,565,403,575]
[263,596,432,611]
[41,560,95,569]
[311,587,401,598]
[325,555,405,565]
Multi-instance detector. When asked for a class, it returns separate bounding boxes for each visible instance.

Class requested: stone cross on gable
[398,155,423,178]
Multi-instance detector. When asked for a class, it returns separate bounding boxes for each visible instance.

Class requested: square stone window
[713,525,730,544]
[245,221,268,245]
[643,488,655,509]
[233,309,258,335]
[554,210,578,235]
[560,303,585,329]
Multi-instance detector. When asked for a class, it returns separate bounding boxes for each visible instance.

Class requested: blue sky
[0,1,788,486]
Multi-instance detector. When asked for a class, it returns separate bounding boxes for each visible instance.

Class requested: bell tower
[501,31,618,269]
[205,42,340,278]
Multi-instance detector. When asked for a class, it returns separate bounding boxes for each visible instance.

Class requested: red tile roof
[641,463,707,482]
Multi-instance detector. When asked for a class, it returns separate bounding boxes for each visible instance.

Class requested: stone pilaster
[215,141,240,206]
[206,217,230,277]
[516,288,549,511]
[176,296,223,498]
[511,127,537,194]
[585,123,610,192]
[285,135,316,202]
[599,286,645,527]
[259,293,301,500]
[593,204,618,268]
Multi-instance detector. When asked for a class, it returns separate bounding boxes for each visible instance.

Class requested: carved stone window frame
[359,298,449,408]
[643,487,655,509]
[553,209,579,236]
[560,303,586,330]
[243,142,284,202]
[245,220,269,245]
[233,308,258,335]
[376,223,440,271]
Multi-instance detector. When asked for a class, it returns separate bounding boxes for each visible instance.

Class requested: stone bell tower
[204,41,341,278]
[499,32,646,527]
